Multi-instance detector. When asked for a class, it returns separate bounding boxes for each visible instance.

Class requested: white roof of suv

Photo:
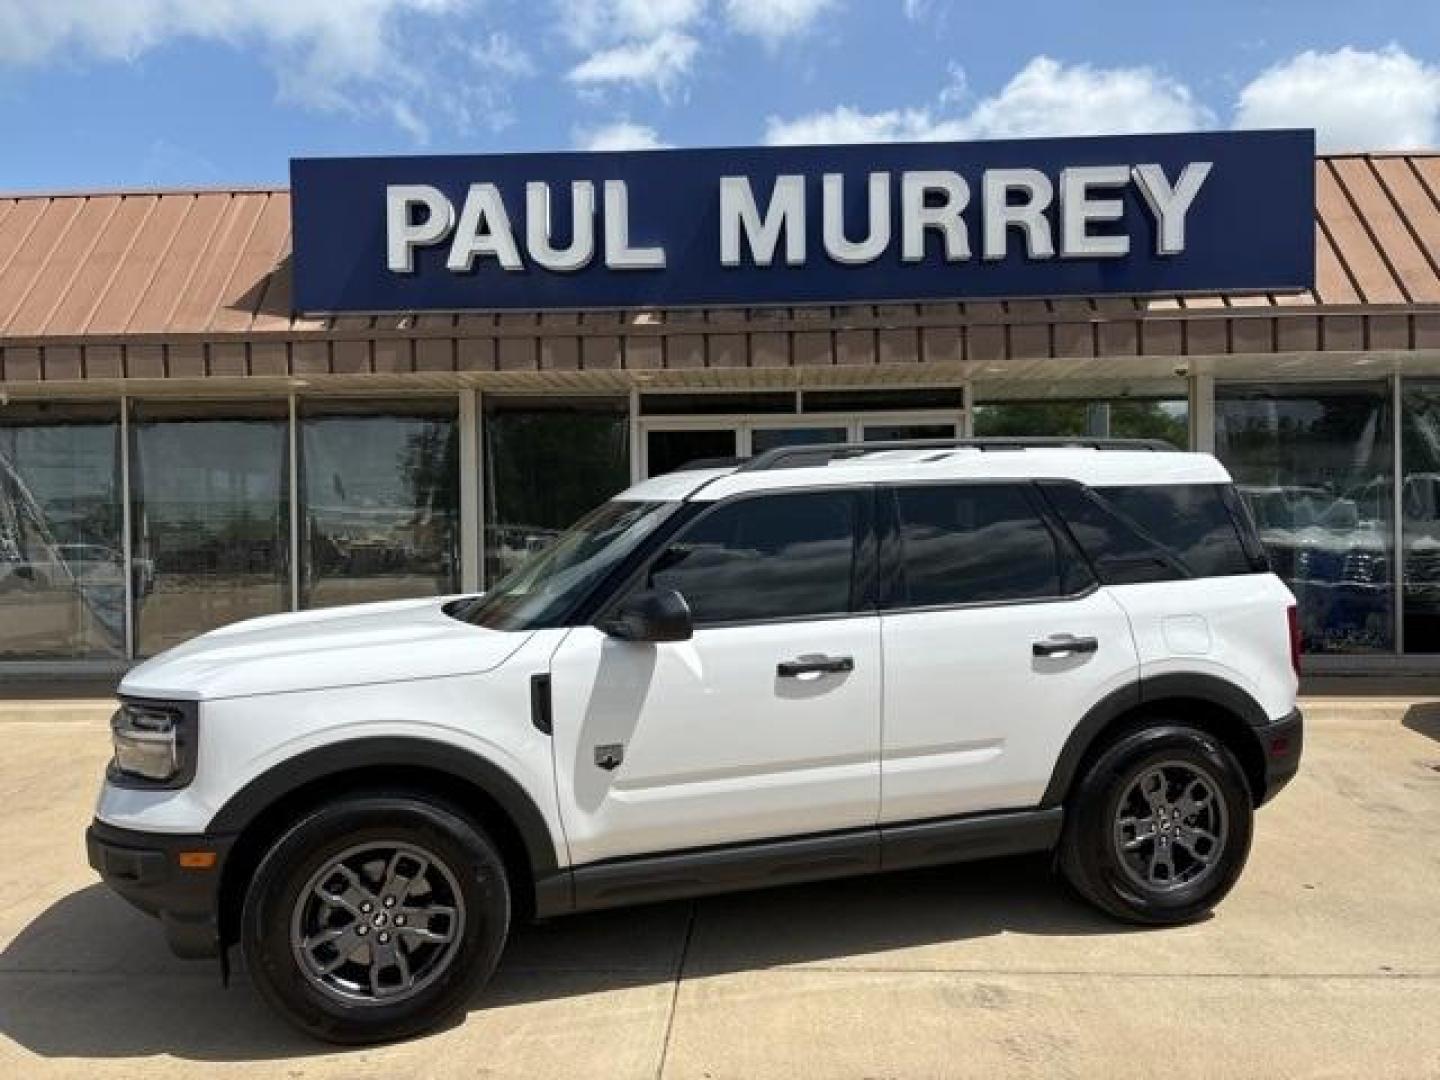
[621,444,1233,504]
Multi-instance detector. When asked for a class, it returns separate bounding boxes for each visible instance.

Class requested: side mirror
[600,588,693,643]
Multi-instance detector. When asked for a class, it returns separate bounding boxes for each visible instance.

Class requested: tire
[1059,723,1253,925]
[241,792,511,1044]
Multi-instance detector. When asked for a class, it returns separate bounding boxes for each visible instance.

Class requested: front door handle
[777,655,855,678]
[1032,634,1099,658]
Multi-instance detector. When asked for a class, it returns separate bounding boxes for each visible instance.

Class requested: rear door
[878,482,1139,823]
[549,487,883,866]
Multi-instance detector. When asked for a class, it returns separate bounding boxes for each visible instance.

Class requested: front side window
[887,484,1086,608]
[648,490,859,624]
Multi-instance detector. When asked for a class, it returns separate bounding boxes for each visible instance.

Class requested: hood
[120,595,531,701]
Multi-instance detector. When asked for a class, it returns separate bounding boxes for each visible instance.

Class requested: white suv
[88,438,1303,1043]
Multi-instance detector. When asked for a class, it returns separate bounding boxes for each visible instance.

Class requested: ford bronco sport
[88,437,1303,1043]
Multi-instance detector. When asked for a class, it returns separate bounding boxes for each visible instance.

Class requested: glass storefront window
[973,399,1188,447]
[484,398,629,585]
[301,399,460,609]
[1216,383,1394,655]
[1401,383,1440,653]
[0,402,124,658]
[130,401,290,656]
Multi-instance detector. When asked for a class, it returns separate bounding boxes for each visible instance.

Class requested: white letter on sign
[901,170,970,263]
[982,169,1054,260]
[604,180,666,269]
[823,172,890,265]
[387,185,455,273]
[1060,165,1130,258]
[527,181,596,272]
[1132,162,1212,255]
[447,183,523,271]
[720,175,805,267]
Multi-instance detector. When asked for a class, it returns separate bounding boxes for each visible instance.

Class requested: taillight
[1286,604,1301,678]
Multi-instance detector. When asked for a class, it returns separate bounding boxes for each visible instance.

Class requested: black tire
[241,793,511,1044]
[1059,723,1253,925]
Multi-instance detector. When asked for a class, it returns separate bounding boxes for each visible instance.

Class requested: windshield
[450,500,676,631]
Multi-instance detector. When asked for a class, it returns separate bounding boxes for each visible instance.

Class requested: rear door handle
[777,655,855,678]
[1032,634,1099,658]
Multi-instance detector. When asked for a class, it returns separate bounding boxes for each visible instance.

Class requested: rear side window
[648,490,859,623]
[887,484,1092,608]
[1041,482,1260,583]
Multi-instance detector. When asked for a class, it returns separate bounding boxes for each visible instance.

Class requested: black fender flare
[1039,673,1270,808]
[207,736,561,881]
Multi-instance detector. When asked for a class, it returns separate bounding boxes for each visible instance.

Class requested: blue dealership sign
[290,129,1314,313]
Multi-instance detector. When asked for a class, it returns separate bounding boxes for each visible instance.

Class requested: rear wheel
[241,793,510,1043]
[1059,724,1253,925]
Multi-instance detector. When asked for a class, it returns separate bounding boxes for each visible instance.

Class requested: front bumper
[1255,706,1304,805]
[86,820,234,959]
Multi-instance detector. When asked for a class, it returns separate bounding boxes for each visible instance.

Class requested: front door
[548,488,882,866]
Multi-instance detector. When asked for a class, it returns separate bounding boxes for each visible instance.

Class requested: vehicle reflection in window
[301,400,460,609]
[0,403,124,658]
[1401,384,1440,653]
[1218,384,1393,655]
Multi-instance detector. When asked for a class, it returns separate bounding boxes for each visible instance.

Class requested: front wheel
[1059,724,1253,925]
[241,793,511,1044]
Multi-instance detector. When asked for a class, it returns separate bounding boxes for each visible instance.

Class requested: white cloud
[766,105,964,145]
[568,30,698,94]
[0,0,533,141]
[723,0,836,44]
[962,57,1213,139]
[765,55,1214,145]
[576,120,671,151]
[1234,46,1440,151]
[560,0,705,50]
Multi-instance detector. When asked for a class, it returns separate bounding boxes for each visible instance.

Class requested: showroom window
[129,400,290,656]
[300,398,460,609]
[0,401,124,658]
[1401,382,1440,654]
[973,398,1189,447]
[1215,382,1394,655]
[483,397,629,586]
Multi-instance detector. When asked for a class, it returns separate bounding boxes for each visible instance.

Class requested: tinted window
[649,491,858,623]
[889,484,1086,607]
[1043,482,1257,584]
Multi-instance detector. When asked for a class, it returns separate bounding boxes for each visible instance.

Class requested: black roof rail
[737,436,1179,473]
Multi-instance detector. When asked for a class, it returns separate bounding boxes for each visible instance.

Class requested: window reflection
[1401,383,1440,653]
[131,402,290,656]
[1216,384,1393,655]
[301,400,459,609]
[0,402,123,658]
[484,400,629,585]
[973,399,1188,447]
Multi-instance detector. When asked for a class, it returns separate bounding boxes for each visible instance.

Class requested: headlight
[109,700,198,788]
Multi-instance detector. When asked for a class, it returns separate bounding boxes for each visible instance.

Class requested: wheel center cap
[373,913,388,927]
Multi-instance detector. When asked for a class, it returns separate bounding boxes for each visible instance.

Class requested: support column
[460,389,481,592]
[1190,373,1215,453]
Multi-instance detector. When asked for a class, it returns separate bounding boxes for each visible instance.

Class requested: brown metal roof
[0,154,1438,384]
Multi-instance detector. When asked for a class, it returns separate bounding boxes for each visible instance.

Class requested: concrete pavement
[0,697,1437,1078]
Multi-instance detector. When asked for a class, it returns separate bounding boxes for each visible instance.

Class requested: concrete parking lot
[0,697,1437,1079]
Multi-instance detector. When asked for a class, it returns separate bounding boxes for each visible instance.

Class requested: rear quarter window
[1041,482,1262,584]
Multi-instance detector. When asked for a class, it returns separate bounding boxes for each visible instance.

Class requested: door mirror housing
[601,588,693,643]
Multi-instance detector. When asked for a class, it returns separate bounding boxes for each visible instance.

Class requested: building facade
[2,150,1440,674]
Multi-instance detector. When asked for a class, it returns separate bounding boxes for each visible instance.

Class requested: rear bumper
[1255,707,1303,805]
[86,820,234,959]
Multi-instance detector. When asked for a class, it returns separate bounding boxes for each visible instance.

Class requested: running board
[543,807,1064,916]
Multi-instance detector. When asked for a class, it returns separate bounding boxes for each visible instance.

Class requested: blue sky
[0,0,1437,192]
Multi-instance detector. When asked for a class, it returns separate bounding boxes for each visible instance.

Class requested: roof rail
[737,436,1178,473]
